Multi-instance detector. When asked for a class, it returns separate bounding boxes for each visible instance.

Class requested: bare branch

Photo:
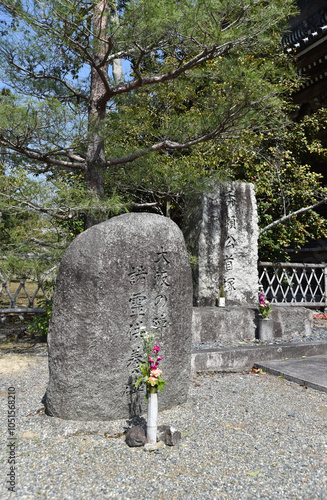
[259,198,327,236]
[28,238,66,250]
[0,51,88,101]
[132,42,146,82]
[0,137,85,171]
[107,43,233,99]
[105,40,167,65]
[129,202,158,208]
[0,192,74,221]
[31,13,96,67]
[106,108,245,167]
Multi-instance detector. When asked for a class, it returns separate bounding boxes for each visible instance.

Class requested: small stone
[158,425,182,446]
[143,441,165,452]
[158,424,170,435]
[125,425,146,447]
[21,431,39,440]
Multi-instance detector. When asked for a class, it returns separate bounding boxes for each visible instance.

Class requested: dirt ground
[0,319,47,373]
[0,354,40,375]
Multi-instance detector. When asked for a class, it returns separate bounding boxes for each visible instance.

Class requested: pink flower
[157,356,163,362]
[149,356,154,363]
[148,376,157,386]
[152,345,160,354]
[150,368,162,378]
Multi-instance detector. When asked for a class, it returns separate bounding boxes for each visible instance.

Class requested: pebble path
[0,328,326,499]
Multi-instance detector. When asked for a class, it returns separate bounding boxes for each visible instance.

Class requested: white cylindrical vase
[146,389,158,444]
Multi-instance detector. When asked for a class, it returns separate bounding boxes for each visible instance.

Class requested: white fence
[258,262,327,307]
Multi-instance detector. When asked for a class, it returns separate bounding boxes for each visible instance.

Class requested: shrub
[28,281,55,339]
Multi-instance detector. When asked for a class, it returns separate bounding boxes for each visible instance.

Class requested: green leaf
[134,378,143,388]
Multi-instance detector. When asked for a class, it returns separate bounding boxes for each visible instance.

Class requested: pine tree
[0,0,298,231]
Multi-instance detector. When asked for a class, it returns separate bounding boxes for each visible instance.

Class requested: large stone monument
[45,213,193,421]
[184,182,259,306]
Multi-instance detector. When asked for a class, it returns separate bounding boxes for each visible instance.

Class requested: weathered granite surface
[45,213,193,421]
[192,306,257,343]
[184,182,259,306]
[191,306,313,344]
[270,306,313,338]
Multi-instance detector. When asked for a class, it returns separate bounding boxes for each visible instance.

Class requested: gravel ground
[0,345,326,499]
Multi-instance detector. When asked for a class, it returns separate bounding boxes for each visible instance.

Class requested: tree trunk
[84,0,109,230]
[110,3,124,86]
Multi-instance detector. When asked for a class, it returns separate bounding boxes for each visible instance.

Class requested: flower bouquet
[135,331,166,444]
[258,292,271,319]
[258,292,273,341]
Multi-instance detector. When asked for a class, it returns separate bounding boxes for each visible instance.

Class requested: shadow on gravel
[0,318,47,355]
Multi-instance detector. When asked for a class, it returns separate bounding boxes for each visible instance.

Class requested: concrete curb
[191,341,327,373]
[255,356,327,392]
[253,356,327,393]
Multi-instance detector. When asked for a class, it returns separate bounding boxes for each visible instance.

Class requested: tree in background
[229,108,327,261]
[0,163,70,279]
[0,1,297,210]
[104,41,299,219]
[2,0,318,274]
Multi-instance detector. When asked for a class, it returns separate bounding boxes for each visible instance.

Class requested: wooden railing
[258,262,327,307]
[0,278,46,322]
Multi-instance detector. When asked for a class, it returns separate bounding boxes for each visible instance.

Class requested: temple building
[283,0,327,121]
[282,1,327,262]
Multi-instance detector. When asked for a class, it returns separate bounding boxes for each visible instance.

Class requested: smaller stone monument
[45,213,193,421]
[184,182,259,306]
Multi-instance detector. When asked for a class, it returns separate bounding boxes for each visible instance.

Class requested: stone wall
[191,306,313,344]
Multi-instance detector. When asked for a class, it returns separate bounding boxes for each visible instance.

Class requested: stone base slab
[192,306,313,344]
[253,356,327,393]
[191,341,327,373]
